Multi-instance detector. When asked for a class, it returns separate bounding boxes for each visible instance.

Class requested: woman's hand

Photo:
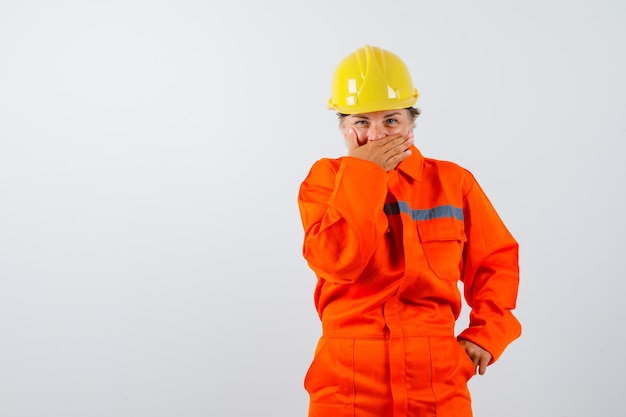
[345,128,414,171]
[458,338,493,375]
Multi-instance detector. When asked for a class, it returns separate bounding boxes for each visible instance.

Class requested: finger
[391,132,414,152]
[391,136,414,156]
[379,135,409,156]
[385,146,412,171]
[345,127,360,150]
[477,355,489,375]
[381,132,407,145]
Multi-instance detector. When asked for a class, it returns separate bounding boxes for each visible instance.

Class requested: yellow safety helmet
[328,45,419,114]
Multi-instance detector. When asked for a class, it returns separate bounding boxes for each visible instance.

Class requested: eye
[354,120,368,126]
[385,118,398,125]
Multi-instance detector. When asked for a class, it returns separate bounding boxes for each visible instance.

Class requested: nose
[367,123,386,141]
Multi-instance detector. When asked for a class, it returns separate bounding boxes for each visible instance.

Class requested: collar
[396,145,424,181]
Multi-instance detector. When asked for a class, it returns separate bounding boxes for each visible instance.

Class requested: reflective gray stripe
[384,201,464,221]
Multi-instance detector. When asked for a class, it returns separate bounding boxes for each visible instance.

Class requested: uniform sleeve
[297,157,389,284]
[457,172,521,363]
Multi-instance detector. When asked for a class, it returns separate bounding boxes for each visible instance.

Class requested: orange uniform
[298,147,521,417]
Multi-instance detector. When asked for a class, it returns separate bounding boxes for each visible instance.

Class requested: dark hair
[337,107,421,127]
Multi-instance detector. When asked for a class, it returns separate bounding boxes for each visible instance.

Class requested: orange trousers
[305,335,475,417]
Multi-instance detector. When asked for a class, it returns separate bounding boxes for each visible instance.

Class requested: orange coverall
[298,146,521,417]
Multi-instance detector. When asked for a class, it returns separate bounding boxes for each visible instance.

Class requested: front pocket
[304,338,355,403]
[417,218,466,281]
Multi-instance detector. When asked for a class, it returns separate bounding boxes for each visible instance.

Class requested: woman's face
[341,109,413,145]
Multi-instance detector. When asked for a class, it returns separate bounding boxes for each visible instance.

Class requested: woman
[297,45,521,416]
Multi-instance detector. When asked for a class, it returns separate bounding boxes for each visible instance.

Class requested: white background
[1,1,625,416]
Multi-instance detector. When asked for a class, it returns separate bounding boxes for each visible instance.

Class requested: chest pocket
[417,217,466,281]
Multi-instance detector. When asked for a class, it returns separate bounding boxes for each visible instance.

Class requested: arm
[297,157,389,283]
[298,130,414,284]
[457,173,522,365]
